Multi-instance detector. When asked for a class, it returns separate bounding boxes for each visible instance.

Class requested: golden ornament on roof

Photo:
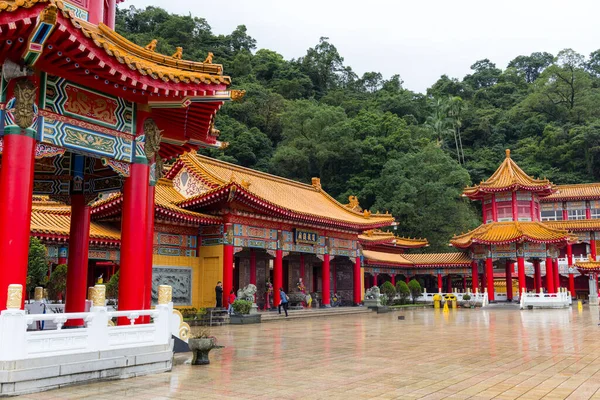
[145,39,158,52]
[171,47,183,60]
[230,89,246,101]
[203,52,214,64]
[311,177,321,190]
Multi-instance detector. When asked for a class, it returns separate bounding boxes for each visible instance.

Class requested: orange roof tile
[542,183,600,202]
[402,253,471,267]
[463,149,555,199]
[450,221,576,248]
[362,250,413,266]
[574,257,600,273]
[359,229,429,248]
[545,220,600,232]
[176,152,395,229]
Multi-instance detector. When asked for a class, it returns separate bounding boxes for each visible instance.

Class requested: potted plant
[462,293,472,308]
[229,299,261,324]
[378,281,395,313]
[188,327,220,365]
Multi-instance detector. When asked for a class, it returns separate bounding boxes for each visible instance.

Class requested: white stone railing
[0,284,177,361]
[415,291,489,307]
[519,288,571,309]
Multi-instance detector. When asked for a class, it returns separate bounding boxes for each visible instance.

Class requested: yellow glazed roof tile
[361,250,413,266]
[402,253,471,267]
[463,149,554,198]
[359,229,429,247]
[545,219,600,231]
[574,257,600,272]
[450,221,575,248]
[31,204,120,240]
[543,183,600,201]
[178,152,395,227]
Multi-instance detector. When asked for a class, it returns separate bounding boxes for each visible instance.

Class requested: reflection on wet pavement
[20,306,600,399]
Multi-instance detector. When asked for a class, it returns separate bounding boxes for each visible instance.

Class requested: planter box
[229,314,262,325]
[376,306,390,314]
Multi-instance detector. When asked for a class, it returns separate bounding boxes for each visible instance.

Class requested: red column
[405,275,410,284]
[58,248,68,265]
[481,267,487,292]
[482,202,487,224]
[0,133,36,310]
[223,241,234,308]
[545,256,554,293]
[530,197,536,221]
[437,273,443,292]
[562,209,569,221]
[517,256,526,295]
[567,244,575,297]
[65,195,90,326]
[321,253,331,307]
[505,260,513,301]
[491,194,498,222]
[553,258,560,290]
[273,249,283,306]
[462,276,467,291]
[586,206,592,220]
[534,260,541,293]
[299,253,305,284]
[391,274,396,286]
[471,260,479,292]
[144,186,156,322]
[332,262,337,293]
[372,273,378,288]
[118,163,149,324]
[591,234,597,260]
[249,248,256,285]
[486,257,495,301]
[104,0,117,29]
[446,274,452,293]
[87,0,104,25]
[353,256,361,305]
[512,191,518,221]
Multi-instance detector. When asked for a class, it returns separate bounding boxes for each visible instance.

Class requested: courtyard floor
[19,305,600,400]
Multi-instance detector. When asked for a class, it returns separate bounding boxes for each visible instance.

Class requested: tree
[463,59,502,89]
[47,264,67,301]
[396,281,410,305]
[380,281,396,305]
[27,238,48,297]
[297,37,347,96]
[508,52,554,83]
[107,271,120,300]
[408,279,422,304]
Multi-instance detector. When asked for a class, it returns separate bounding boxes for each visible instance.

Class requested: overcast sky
[124,0,600,93]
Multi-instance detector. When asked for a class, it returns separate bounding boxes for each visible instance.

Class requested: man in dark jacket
[215,281,223,308]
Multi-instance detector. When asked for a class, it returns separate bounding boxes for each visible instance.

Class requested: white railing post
[154,286,173,345]
[87,285,109,352]
[0,285,28,361]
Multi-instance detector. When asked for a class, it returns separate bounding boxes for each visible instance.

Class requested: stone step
[260,307,373,322]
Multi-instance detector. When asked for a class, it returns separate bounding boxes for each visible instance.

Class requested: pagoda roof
[541,183,600,202]
[574,257,600,274]
[31,202,120,245]
[362,250,471,269]
[463,149,555,199]
[171,153,395,231]
[450,221,576,248]
[91,178,222,225]
[358,229,428,248]
[0,0,235,152]
[545,220,600,232]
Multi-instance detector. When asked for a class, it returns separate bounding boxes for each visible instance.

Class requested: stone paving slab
[17,305,600,400]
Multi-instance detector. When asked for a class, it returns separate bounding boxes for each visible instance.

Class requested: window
[541,210,562,221]
[591,208,600,219]
[517,200,531,221]
[568,209,586,220]
[496,202,513,221]
[485,208,493,223]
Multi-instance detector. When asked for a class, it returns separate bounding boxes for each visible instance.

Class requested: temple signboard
[294,228,319,245]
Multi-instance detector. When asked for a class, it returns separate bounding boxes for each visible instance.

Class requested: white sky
[123,0,600,93]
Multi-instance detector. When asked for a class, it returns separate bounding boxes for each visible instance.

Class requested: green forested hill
[116,6,600,251]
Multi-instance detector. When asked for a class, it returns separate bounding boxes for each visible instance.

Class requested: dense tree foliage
[117,7,600,250]
[27,238,48,297]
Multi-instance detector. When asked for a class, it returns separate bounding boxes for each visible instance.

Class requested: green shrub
[106,271,119,300]
[396,281,410,304]
[47,264,67,301]
[462,294,471,301]
[380,281,396,305]
[408,279,422,304]
[232,299,252,315]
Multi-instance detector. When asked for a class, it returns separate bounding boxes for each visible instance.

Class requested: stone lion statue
[237,284,257,302]
[365,286,381,300]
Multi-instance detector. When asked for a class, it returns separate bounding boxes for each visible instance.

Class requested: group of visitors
[214,281,289,317]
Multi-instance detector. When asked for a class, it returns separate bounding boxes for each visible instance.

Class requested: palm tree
[447,96,466,165]
[425,98,453,148]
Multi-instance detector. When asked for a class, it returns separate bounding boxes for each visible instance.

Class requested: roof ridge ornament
[505,149,511,159]
[145,39,158,52]
[311,177,321,190]
[345,196,362,212]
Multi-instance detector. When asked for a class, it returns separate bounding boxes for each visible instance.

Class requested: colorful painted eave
[358,229,429,248]
[450,221,577,249]
[172,152,395,231]
[362,250,471,269]
[541,183,600,202]
[574,257,600,274]
[463,150,555,199]
[545,219,600,232]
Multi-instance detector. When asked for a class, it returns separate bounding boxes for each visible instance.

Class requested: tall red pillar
[222,223,234,308]
[0,133,36,310]
[591,234,597,260]
[505,260,513,301]
[486,257,495,301]
[249,248,256,285]
[87,0,104,25]
[353,256,361,305]
[471,261,479,292]
[65,195,90,326]
[567,244,575,297]
[391,274,396,286]
[491,194,498,222]
[405,275,410,284]
[321,253,331,307]
[517,256,526,295]
[437,273,443,293]
[273,249,283,306]
[446,274,452,293]
[118,163,149,323]
[545,256,554,293]
[553,258,560,290]
[372,273,378,288]
[533,260,542,293]
[144,185,156,322]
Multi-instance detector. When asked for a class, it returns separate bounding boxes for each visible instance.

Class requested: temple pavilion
[0,0,239,319]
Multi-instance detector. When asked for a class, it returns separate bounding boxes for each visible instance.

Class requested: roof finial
[505,149,511,158]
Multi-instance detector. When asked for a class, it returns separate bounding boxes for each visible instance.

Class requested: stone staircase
[189,308,229,326]
[260,306,373,322]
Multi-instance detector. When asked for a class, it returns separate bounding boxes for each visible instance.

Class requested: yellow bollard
[433,294,442,309]
[443,300,449,313]
[578,300,583,312]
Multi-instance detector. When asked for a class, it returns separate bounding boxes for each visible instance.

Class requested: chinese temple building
[0,0,237,320]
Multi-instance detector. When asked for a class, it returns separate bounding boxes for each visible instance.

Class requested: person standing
[215,281,223,308]
[227,290,236,315]
[278,287,289,317]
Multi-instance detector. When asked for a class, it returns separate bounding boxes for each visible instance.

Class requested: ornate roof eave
[575,257,600,274]
[545,220,600,232]
[463,184,556,200]
[32,232,121,246]
[178,183,394,231]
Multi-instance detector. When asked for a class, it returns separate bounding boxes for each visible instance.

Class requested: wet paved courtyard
[20,305,600,400]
